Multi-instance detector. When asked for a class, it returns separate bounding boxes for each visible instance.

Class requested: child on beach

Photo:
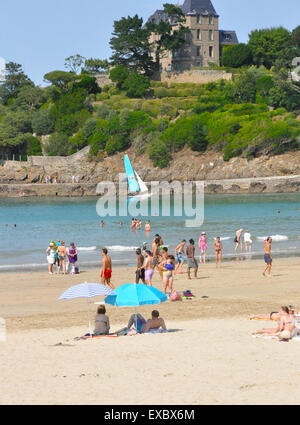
[67,242,78,274]
[46,242,56,274]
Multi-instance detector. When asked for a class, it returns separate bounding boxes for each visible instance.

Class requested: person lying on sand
[250,305,296,321]
[126,310,167,334]
[252,306,298,339]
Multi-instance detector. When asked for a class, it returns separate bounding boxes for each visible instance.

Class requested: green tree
[32,110,54,136]
[221,44,253,68]
[43,71,76,91]
[26,136,42,155]
[229,71,257,103]
[162,116,208,152]
[122,73,150,98]
[72,75,100,94]
[110,15,154,76]
[248,27,291,68]
[84,58,110,74]
[64,54,86,74]
[291,25,300,48]
[0,62,34,105]
[268,78,300,111]
[44,133,69,156]
[109,65,130,89]
[12,86,47,111]
[148,137,171,168]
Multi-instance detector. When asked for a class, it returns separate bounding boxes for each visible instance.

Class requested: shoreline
[1,174,300,197]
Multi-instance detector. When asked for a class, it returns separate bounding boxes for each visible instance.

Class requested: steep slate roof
[219,30,239,45]
[181,0,219,16]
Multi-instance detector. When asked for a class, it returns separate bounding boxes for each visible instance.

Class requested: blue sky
[1,0,299,85]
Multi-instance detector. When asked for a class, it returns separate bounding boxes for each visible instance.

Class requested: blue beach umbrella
[104,283,168,331]
[58,282,116,336]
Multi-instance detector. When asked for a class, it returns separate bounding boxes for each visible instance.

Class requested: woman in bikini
[57,240,67,275]
[252,306,293,336]
[212,237,222,267]
[250,305,297,321]
[162,256,175,295]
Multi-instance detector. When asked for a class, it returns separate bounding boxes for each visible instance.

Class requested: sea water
[0,193,299,272]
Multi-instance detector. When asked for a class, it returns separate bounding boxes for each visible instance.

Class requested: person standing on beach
[198,232,207,263]
[234,229,243,253]
[174,240,186,274]
[46,242,56,274]
[152,237,161,270]
[57,241,67,275]
[212,237,223,267]
[101,248,115,289]
[135,248,145,284]
[263,237,273,277]
[244,230,253,252]
[186,239,198,279]
[67,242,78,274]
[142,250,154,286]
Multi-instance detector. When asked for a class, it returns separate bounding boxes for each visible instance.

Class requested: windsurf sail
[124,155,139,194]
[134,170,148,194]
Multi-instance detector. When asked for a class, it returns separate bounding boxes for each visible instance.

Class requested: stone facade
[148,0,238,71]
[160,69,232,84]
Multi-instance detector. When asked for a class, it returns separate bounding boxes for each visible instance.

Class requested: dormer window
[209,16,213,25]
[197,14,201,24]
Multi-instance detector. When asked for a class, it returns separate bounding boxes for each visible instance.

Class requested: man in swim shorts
[101,248,115,289]
[174,240,186,274]
[135,248,145,284]
[263,237,273,277]
[186,239,198,279]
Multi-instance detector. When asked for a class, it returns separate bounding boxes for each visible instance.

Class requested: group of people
[234,229,253,253]
[252,305,298,341]
[130,218,151,232]
[46,241,78,275]
[45,176,57,184]
[92,305,167,337]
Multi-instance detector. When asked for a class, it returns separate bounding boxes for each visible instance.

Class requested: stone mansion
[147,0,238,71]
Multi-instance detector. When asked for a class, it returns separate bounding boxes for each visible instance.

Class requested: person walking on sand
[198,232,207,263]
[57,240,67,275]
[174,240,186,274]
[162,256,175,295]
[101,248,115,290]
[263,237,273,277]
[186,239,198,280]
[234,229,243,253]
[213,236,223,267]
[141,250,154,286]
[152,237,161,270]
[135,248,145,284]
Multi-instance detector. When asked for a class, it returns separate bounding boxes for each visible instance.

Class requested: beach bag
[169,291,182,302]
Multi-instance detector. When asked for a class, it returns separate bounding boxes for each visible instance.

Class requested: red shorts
[101,269,111,279]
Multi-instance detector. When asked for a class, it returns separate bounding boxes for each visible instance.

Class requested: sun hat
[49,242,54,246]
[201,232,206,235]
[278,330,291,340]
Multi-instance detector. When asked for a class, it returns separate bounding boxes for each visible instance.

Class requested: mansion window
[209,30,213,41]
[209,16,213,25]
[197,14,201,24]
[197,29,201,40]
[209,46,214,58]
[197,47,201,57]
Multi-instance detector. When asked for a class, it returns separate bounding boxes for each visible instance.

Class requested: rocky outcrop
[1,146,300,196]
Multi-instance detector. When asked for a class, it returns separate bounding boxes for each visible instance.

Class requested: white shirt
[244,232,252,243]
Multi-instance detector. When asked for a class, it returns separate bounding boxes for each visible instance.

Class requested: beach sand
[1,257,300,405]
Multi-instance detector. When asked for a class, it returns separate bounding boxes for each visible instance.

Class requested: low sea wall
[1,175,300,197]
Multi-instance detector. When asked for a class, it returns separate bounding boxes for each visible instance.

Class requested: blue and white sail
[124,154,148,195]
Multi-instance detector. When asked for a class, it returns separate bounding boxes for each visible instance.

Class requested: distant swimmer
[130,218,137,231]
[100,220,105,227]
[119,221,123,226]
[263,237,273,277]
[277,211,281,215]
[145,220,151,232]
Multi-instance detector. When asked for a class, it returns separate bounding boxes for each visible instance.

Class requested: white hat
[279,330,291,340]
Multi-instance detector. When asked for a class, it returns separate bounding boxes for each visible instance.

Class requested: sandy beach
[1,257,300,405]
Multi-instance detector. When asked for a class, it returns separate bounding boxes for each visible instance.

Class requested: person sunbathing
[250,305,296,322]
[252,306,297,338]
[126,310,167,334]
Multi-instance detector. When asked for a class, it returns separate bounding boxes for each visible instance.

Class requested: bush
[68,131,87,153]
[109,65,130,89]
[82,117,98,140]
[148,138,171,168]
[44,133,69,156]
[105,134,129,155]
[221,44,253,68]
[26,136,42,155]
[122,73,150,98]
[162,116,208,152]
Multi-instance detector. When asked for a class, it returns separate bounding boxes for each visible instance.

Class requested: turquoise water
[0,193,300,271]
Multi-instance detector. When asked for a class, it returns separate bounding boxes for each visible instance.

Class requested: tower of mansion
[148,0,239,71]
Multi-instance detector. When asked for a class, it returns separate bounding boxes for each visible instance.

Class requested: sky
[0,0,299,85]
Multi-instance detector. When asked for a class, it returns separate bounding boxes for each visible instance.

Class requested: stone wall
[27,146,90,166]
[160,69,232,84]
